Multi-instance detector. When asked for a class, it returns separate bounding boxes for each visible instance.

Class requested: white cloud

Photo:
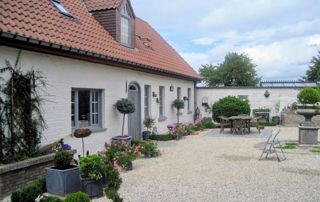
[308,34,320,46]
[192,37,216,46]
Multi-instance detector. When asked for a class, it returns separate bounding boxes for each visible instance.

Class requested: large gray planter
[46,166,81,196]
[81,177,104,198]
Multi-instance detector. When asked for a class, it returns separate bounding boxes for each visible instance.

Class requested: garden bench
[217,116,230,133]
[259,128,286,161]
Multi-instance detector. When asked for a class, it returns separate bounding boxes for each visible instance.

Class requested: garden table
[229,115,252,135]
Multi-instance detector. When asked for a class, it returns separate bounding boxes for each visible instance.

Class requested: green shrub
[79,154,106,181]
[297,87,320,104]
[211,96,250,121]
[40,196,63,202]
[64,192,90,202]
[105,188,123,202]
[201,118,216,129]
[54,150,72,169]
[149,134,174,141]
[11,177,46,202]
[114,98,135,114]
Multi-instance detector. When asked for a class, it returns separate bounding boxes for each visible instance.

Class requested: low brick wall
[0,150,76,200]
[281,112,320,126]
[0,153,55,200]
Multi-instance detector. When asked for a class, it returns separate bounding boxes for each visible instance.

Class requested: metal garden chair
[259,128,286,161]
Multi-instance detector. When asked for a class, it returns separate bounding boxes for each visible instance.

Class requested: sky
[131,0,320,80]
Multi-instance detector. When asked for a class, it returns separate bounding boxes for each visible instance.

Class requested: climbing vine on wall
[0,52,47,164]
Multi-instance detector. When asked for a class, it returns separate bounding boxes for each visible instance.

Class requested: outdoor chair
[218,116,230,133]
[250,116,264,134]
[259,128,286,162]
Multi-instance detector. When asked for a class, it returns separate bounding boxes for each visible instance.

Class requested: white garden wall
[196,87,300,119]
[0,46,195,154]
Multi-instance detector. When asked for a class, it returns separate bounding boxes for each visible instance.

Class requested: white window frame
[71,88,102,130]
[51,0,73,17]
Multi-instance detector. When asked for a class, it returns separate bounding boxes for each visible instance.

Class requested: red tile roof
[84,0,122,11]
[0,0,200,80]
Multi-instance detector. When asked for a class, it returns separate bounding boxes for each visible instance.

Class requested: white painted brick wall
[197,88,300,119]
[0,46,195,154]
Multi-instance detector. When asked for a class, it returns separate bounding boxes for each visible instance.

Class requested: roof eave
[0,32,201,81]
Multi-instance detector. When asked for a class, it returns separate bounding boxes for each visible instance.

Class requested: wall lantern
[264,90,270,98]
[183,96,188,101]
[156,98,160,103]
[170,85,174,92]
[152,92,158,97]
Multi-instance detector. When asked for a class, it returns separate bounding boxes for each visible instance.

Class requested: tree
[199,52,260,87]
[303,51,320,82]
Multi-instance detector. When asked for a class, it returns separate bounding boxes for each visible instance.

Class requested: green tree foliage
[303,51,320,82]
[199,52,261,87]
[211,96,251,121]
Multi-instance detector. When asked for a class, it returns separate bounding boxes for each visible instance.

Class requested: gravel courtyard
[118,127,320,202]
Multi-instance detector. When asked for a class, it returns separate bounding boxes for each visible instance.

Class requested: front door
[128,83,142,140]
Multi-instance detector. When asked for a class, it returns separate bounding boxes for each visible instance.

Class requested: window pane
[177,87,181,99]
[78,90,90,128]
[188,88,191,111]
[159,86,164,116]
[144,85,150,118]
[91,91,99,125]
[121,17,130,45]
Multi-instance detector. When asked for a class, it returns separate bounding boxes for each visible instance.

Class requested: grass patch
[310,147,320,154]
[281,143,298,149]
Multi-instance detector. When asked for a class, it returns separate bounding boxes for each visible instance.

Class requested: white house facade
[0,0,200,154]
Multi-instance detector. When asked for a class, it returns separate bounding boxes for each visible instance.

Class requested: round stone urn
[296,104,319,145]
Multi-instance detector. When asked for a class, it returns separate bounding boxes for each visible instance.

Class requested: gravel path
[117,127,320,202]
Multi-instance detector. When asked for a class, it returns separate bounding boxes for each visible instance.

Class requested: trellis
[0,51,46,164]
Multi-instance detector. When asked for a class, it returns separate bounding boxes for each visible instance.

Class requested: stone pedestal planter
[46,166,81,196]
[296,104,319,145]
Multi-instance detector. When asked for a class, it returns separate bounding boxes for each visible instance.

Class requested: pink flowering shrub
[104,141,141,171]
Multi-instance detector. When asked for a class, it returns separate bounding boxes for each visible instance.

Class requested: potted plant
[112,98,135,145]
[105,142,140,171]
[142,117,155,140]
[139,141,160,158]
[46,150,80,196]
[172,99,185,124]
[79,154,106,198]
[296,87,320,144]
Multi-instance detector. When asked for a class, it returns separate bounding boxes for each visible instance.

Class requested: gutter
[0,32,201,82]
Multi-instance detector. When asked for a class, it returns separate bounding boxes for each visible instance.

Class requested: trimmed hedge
[149,134,174,141]
[211,96,250,121]
[11,177,46,202]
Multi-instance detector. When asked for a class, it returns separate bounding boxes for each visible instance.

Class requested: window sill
[158,116,167,122]
[188,111,193,114]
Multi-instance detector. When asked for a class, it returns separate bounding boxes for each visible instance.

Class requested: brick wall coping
[0,150,76,174]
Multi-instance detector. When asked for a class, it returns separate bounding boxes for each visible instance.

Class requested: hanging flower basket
[73,128,92,138]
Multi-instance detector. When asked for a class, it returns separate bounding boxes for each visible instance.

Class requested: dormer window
[51,0,73,18]
[120,5,132,47]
